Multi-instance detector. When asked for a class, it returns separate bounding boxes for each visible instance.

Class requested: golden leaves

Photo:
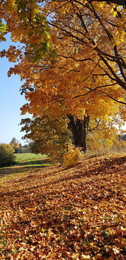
[62,144,84,167]
[0,0,126,160]
[0,155,126,259]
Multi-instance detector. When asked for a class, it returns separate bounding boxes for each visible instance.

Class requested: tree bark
[68,114,89,152]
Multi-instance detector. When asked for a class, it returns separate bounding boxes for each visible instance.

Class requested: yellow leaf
[82,255,91,259]
[26,207,36,211]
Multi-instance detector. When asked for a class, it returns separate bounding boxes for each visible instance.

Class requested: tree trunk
[68,114,89,152]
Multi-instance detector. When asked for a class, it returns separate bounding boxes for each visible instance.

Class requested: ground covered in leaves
[0,155,126,259]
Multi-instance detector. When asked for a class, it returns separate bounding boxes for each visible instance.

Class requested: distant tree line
[9,137,32,153]
[0,138,34,167]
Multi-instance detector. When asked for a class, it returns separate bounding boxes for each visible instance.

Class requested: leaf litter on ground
[0,154,126,259]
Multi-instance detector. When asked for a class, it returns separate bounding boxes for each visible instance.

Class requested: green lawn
[15,153,51,166]
[15,153,47,163]
[0,153,51,180]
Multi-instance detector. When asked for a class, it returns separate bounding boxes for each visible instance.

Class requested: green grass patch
[15,153,51,166]
[15,153,47,163]
[0,153,52,177]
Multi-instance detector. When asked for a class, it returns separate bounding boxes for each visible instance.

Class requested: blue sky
[0,35,28,144]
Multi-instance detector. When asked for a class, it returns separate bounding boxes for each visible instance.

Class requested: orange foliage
[0,0,126,154]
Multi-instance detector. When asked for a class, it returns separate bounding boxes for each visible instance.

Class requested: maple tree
[18,1,125,155]
[0,0,126,156]
[0,4,126,259]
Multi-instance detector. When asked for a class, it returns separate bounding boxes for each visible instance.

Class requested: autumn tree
[20,115,72,161]
[18,0,125,153]
[0,1,125,91]
[0,0,126,158]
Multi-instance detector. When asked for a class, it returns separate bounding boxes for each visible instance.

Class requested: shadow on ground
[0,158,52,176]
[16,158,51,166]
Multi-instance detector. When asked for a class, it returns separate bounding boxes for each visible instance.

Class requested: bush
[62,144,83,167]
[0,144,16,167]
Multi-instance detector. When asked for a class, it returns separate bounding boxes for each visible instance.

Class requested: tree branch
[113,45,126,81]
[100,90,126,105]
[90,2,113,42]
[72,85,126,105]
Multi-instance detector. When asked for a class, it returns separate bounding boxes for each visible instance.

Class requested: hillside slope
[0,155,126,259]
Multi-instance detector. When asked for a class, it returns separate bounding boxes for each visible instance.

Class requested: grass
[15,153,50,166]
[0,153,52,178]
[15,153,47,162]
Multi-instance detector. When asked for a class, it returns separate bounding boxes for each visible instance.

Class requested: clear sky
[0,35,28,145]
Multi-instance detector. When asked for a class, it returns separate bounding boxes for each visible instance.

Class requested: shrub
[0,144,16,167]
[62,144,83,167]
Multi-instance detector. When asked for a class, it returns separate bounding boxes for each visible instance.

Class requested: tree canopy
[0,0,126,158]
